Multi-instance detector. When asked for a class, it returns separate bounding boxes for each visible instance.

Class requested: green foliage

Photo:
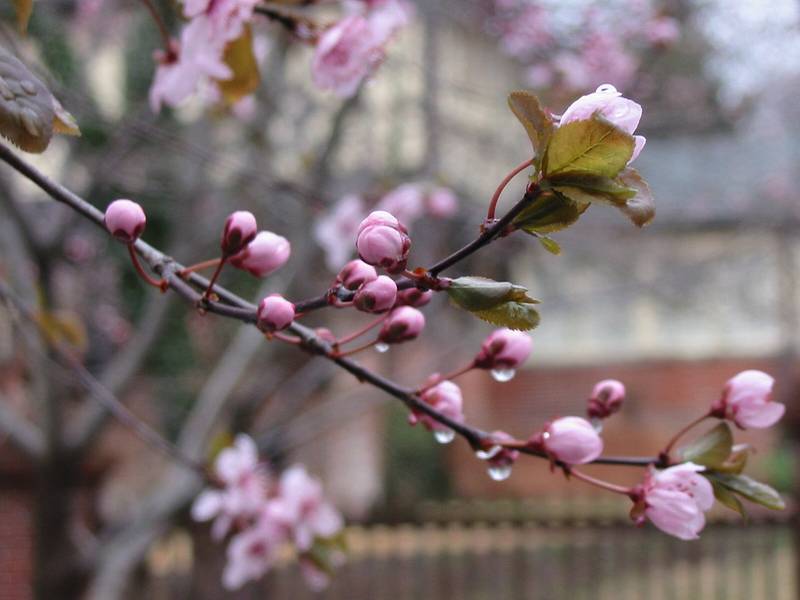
[507,90,554,171]
[542,115,634,179]
[707,472,786,511]
[446,276,540,330]
[678,422,733,468]
[512,189,589,235]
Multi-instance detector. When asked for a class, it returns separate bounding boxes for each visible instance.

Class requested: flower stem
[662,413,711,458]
[486,158,534,221]
[128,244,167,291]
[139,0,173,54]
[179,257,222,277]
[569,468,632,495]
[337,314,388,346]
[201,256,227,301]
[271,331,302,345]
[335,338,378,358]
[417,362,476,392]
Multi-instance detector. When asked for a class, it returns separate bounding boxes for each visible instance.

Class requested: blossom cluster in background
[485,0,680,92]
[192,435,344,590]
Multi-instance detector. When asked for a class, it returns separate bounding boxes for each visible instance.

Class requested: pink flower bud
[587,379,626,420]
[395,288,433,308]
[478,430,519,470]
[221,211,258,256]
[473,328,532,370]
[378,306,425,344]
[336,260,378,291]
[257,294,295,332]
[409,380,464,432]
[356,210,400,235]
[532,416,603,465]
[230,231,291,278]
[631,463,714,540]
[711,370,784,429]
[353,275,397,313]
[559,84,646,163]
[356,226,410,272]
[104,199,146,243]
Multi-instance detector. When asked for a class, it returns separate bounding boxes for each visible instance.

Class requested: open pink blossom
[191,434,267,540]
[473,328,532,371]
[221,511,286,590]
[633,463,714,540]
[364,0,413,44]
[270,465,344,552]
[712,370,784,429]
[312,15,385,98]
[230,231,291,277]
[532,416,603,465]
[559,83,645,163]
[104,199,146,243]
[410,380,464,433]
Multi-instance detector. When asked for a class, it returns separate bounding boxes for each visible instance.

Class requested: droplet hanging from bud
[475,445,503,460]
[374,342,390,353]
[487,464,512,481]
[590,417,603,433]
[490,368,516,382]
[433,428,455,444]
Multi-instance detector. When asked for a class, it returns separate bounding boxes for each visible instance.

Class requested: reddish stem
[486,158,534,221]
[179,257,222,277]
[128,244,167,291]
[569,468,633,496]
[417,361,476,393]
[337,314,388,346]
[335,338,378,358]
[662,413,711,458]
[201,256,228,302]
[140,0,173,54]
[271,331,302,345]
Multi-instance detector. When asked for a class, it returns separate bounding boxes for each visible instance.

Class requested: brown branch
[0,142,660,469]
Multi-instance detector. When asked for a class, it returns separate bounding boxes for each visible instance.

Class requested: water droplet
[490,368,516,382]
[433,428,455,444]
[374,342,390,353]
[596,84,618,94]
[476,445,502,460]
[488,464,512,481]
[590,417,603,433]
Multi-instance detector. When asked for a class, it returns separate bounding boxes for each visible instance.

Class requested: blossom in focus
[378,306,425,344]
[533,416,603,465]
[221,210,258,255]
[356,210,411,272]
[313,194,365,271]
[353,275,397,313]
[559,83,645,163]
[229,231,291,277]
[473,328,532,371]
[104,199,146,243]
[633,462,714,540]
[336,259,378,291]
[587,379,626,420]
[311,15,385,98]
[712,370,784,429]
[191,435,267,539]
[257,294,295,332]
[270,465,344,552]
[410,380,464,432]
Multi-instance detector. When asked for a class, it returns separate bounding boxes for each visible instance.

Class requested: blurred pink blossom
[314,195,365,271]
[712,370,784,429]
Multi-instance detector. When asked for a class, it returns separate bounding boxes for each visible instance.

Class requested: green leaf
[508,91,554,164]
[12,0,32,33]
[0,47,54,153]
[538,236,561,255]
[446,276,541,331]
[513,190,590,235]
[716,444,753,474]
[218,26,260,105]
[678,422,733,469]
[542,115,634,179]
[547,172,637,199]
[710,480,747,519]
[616,168,655,227]
[708,473,786,511]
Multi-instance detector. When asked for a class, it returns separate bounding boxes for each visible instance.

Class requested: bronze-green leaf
[547,172,637,199]
[508,91,554,165]
[616,167,655,227]
[13,0,33,33]
[0,47,54,153]
[542,116,634,179]
[446,276,541,331]
[678,422,733,469]
[538,236,561,255]
[473,301,540,331]
[709,473,785,511]
[513,190,590,235]
[218,26,260,105]
[710,480,747,519]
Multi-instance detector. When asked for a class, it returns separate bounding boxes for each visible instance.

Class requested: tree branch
[0,393,45,458]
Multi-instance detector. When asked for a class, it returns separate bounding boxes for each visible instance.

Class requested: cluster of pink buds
[257,294,295,333]
[191,435,344,590]
[529,416,604,466]
[353,274,397,313]
[409,379,465,444]
[104,199,146,243]
[395,287,433,307]
[336,259,378,291]
[355,210,411,273]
